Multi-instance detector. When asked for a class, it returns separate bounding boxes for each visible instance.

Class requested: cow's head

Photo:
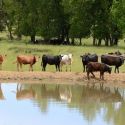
[59,55,63,61]
[35,55,40,62]
[81,55,89,63]
[68,54,72,59]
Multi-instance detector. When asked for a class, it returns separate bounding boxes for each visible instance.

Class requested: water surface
[0,83,124,125]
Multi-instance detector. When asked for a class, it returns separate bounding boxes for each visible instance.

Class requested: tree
[3,0,16,40]
[0,0,5,32]
[69,0,93,45]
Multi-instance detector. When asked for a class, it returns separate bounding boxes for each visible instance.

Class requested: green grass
[0,32,125,72]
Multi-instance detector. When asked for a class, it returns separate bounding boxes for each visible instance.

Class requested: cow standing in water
[86,62,112,80]
[15,55,38,71]
[0,54,7,70]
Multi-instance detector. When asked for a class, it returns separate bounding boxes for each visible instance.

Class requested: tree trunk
[16,19,22,40]
[66,34,69,43]
[71,37,75,45]
[9,30,13,40]
[109,36,113,46]
[79,38,82,45]
[105,37,109,46]
[31,35,35,44]
[93,37,96,46]
[114,38,118,45]
[98,38,102,46]
[5,21,13,40]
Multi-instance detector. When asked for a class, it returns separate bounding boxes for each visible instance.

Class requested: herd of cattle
[0,50,124,80]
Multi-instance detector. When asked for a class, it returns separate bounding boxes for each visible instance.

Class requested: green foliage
[0,0,125,45]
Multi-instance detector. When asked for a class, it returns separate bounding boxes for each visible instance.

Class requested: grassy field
[0,32,125,72]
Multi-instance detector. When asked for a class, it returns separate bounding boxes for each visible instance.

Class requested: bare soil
[0,71,125,87]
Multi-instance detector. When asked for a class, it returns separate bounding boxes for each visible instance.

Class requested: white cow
[60,54,73,71]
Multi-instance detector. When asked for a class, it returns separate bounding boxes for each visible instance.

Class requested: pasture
[0,33,125,72]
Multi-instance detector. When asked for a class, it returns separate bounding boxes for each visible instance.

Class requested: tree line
[0,0,125,46]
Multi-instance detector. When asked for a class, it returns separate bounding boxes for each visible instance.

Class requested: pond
[0,83,125,125]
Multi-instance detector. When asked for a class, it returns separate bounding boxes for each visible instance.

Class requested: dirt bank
[0,71,125,87]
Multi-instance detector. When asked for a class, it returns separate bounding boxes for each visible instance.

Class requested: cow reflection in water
[59,87,72,103]
[16,84,36,100]
[81,84,123,103]
[0,84,5,100]
[40,85,72,103]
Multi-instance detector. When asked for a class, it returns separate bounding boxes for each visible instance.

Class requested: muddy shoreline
[0,71,124,87]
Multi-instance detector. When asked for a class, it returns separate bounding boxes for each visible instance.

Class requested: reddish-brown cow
[15,55,39,71]
[86,62,112,80]
[0,55,7,70]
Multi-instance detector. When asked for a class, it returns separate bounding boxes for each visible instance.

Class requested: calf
[60,54,73,72]
[101,55,124,73]
[80,53,98,72]
[15,55,38,71]
[41,55,62,71]
[86,62,112,80]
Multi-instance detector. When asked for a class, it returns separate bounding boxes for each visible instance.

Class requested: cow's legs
[87,71,90,80]
[29,64,33,71]
[117,67,119,73]
[70,64,71,72]
[66,65,67,72]
[83,65,85,72]
[17,62,19,71]
[60,64,62,72]
[20,63,23,72]
[57,64,60,71]
[55,65,58,71]
[115,66,119,73]
[91,72,95,78]
[100,72,104,80]
[102,73,104,80]
[42,63,47,71]
[0,63,2,70]
[114,66,116,73]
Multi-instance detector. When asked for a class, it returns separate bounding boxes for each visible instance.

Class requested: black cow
[101,55,124,73]
[41,55,62,71]
[86,62,112,80]
[80,53,98,72]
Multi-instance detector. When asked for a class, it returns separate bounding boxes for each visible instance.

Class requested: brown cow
[0,54,7,70]
[86,62,112,80]
[15,55,39,71]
